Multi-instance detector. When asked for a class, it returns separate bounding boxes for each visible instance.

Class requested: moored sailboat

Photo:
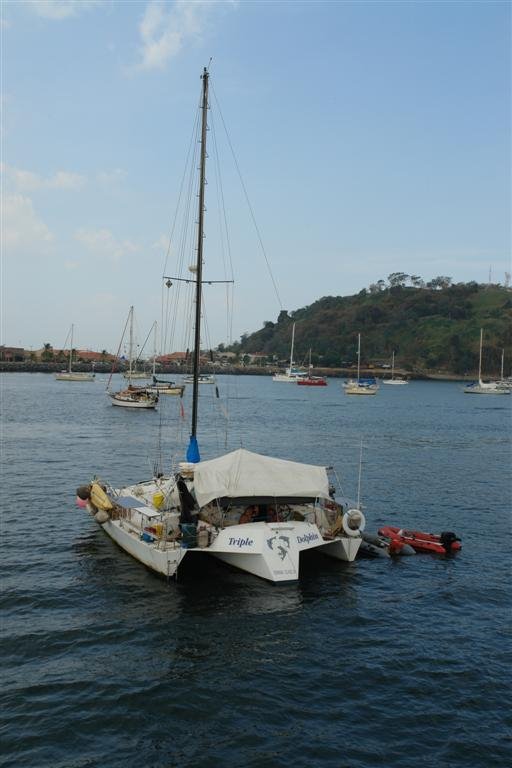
[272,323,308,382]
[463,329,510,395]
[343,334,378,395]
[296,349,327,386]
[107,307,158,409]
[55,325,95,381]
[381,351,408,385]
[78,68,364,583]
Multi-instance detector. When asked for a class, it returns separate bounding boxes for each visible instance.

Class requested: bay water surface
[1,373,511,767]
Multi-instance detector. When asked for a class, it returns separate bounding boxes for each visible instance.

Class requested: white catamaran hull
[101,518,186,576]
[98,517,361,583]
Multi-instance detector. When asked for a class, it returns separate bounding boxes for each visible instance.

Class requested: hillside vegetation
[228,281,512,375]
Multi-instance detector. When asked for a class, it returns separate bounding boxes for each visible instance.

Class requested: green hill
[229,281,512,376]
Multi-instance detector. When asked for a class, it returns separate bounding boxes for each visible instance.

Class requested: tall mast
[189,67,209,457]
[478,328,483,383]
[357,333,361,382]
[128,306,134,383]
[153,321,157,377]
[289,322,296,371]
[69,324,74,373]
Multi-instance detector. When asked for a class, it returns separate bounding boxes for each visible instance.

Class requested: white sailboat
[78,68,364,583]
[463,329,510,395]
[496,349,512,391]
[144,322,185,396]
[343,334,379,395]
[55,325,95,381]
[183,373,215,385]
[382,351,408,385]
[272,323,307,382]
[107,307,159,409]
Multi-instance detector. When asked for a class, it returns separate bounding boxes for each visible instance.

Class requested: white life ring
[342,508,366,537]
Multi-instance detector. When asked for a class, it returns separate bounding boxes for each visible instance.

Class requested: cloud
[3,194,54,253]
[75,227,138,263]
[136,0,236,71]
[5,164,86,192]
[22,1,102,20]
[96,168,127,187]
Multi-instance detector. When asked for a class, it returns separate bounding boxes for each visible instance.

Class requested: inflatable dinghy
[378,527,461,554]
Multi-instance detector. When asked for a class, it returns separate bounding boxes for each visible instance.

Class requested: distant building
[0,346,25,362]
[246,353,268,366]
[156,352,188,366]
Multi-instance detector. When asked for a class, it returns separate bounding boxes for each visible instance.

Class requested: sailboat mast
[128,306,134,382]
[357,333,361,382]
[290,323,295,370]
[478,327,483,383]
[153,321,157,377]
[191,67,209,441]
[69,324,74,374]
[391,350,395,381]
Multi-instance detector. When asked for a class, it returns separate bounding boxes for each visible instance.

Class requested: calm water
[1,373,511,768]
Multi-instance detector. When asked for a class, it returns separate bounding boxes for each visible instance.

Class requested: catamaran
[77,68,364,583]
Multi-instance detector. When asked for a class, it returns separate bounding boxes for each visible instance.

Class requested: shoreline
[0,362,479,381]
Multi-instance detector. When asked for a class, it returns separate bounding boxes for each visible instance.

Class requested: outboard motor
[440,531,461,553]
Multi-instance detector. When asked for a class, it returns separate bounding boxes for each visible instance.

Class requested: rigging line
[209,107,235,284]
[162,106,202,355]
[357,439,364,510]
[59,325,72,354]
[161,99,202,279]
[134,320,155,366]
[210,83,283,311]
[106,310,131,391]
[209,110,236,348]
[331,466,346,500]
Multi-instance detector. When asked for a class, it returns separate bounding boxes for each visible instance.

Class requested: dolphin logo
[267,534,291,561]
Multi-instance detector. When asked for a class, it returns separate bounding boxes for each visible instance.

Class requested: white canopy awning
[192,448,330,508]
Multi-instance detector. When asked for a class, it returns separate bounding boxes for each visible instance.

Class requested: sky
[2,0,510,353]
